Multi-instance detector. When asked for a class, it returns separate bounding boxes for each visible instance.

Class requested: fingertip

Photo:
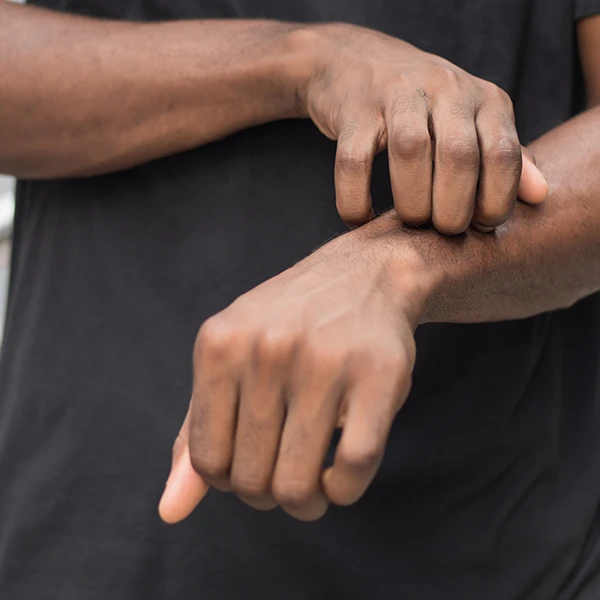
[320,464,358,508]
[158,495,182,525]
[520,154,549,204]
[158,473,209,524]
[320,468,356,508]
[158,479,180,524]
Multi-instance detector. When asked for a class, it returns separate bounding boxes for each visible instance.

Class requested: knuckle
[487,81,513,107]
[439,137,480,171]
[378,350,410,379]
[335,145,372,175]
[273,479,315,510]
[231,472,270,499]
[485,137,522,172]
[254,328,297,366]
[195,316,240,362]
[189,446,229,481]
[435,65,462,86]
[389,127,431,159]
[339,440,383,472]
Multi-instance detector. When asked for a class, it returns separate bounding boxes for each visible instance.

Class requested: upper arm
[578,14,600,108]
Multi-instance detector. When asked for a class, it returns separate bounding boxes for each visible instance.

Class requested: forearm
[351,106,600,323]
[0,2,304,179]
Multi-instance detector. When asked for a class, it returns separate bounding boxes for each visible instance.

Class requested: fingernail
[473,224,495,233]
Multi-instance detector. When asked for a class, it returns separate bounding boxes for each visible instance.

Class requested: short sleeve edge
[575,0,600,21]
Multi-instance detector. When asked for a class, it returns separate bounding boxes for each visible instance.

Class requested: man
[0,0,599,599]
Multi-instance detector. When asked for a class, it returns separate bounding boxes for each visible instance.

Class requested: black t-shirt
[2,1,600,599]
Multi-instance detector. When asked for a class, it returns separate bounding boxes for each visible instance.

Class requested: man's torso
[1,1,599,598]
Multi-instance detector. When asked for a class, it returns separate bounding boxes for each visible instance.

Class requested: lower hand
[159,234,433,522]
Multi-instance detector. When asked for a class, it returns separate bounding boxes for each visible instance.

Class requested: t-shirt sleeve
[575,0,600,20]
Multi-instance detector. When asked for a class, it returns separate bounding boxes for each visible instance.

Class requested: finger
[271,349,344,521]
[159,405,210,524]
[322,357,411,506]
[187,318,242,491]
[472,146,547,234]
[387,93,433,226]
[431,102,480,235]
[518,147,548,204]
[334,119,382,227]
[229,332,292,511]
[473,95,523,228]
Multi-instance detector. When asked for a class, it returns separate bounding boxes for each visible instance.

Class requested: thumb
[159,405,210,524]
[518,146,548,205]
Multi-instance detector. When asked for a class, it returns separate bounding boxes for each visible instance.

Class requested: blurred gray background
[0,175,15,343]
[1,0,27,343]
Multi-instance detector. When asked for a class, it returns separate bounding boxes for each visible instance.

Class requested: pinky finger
[322,371,409,506]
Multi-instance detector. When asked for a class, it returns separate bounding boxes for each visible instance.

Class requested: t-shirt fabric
[1,1,600,599]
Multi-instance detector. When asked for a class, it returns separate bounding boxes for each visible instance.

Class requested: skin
[298,24,546,231]
[158,16,600,523]
[0,1,546,234]
[1,0,593,525]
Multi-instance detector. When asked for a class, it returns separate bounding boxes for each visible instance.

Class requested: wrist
[348,214,444,328]
[283,22,355,119]
[279,24,321,119]
[215,21,317,123]
[321,217,441,330]
[382,242,441,330]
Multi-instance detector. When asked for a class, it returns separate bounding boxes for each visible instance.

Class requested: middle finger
[431,100,480,235]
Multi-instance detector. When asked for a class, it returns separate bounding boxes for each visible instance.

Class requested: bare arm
[0,2,303,178]
[349,104,600,324]
[158,100,600,523]
[157,102,600,520]
[358,16,600,323]
[158,17,600,523]
[1,4,545,231]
